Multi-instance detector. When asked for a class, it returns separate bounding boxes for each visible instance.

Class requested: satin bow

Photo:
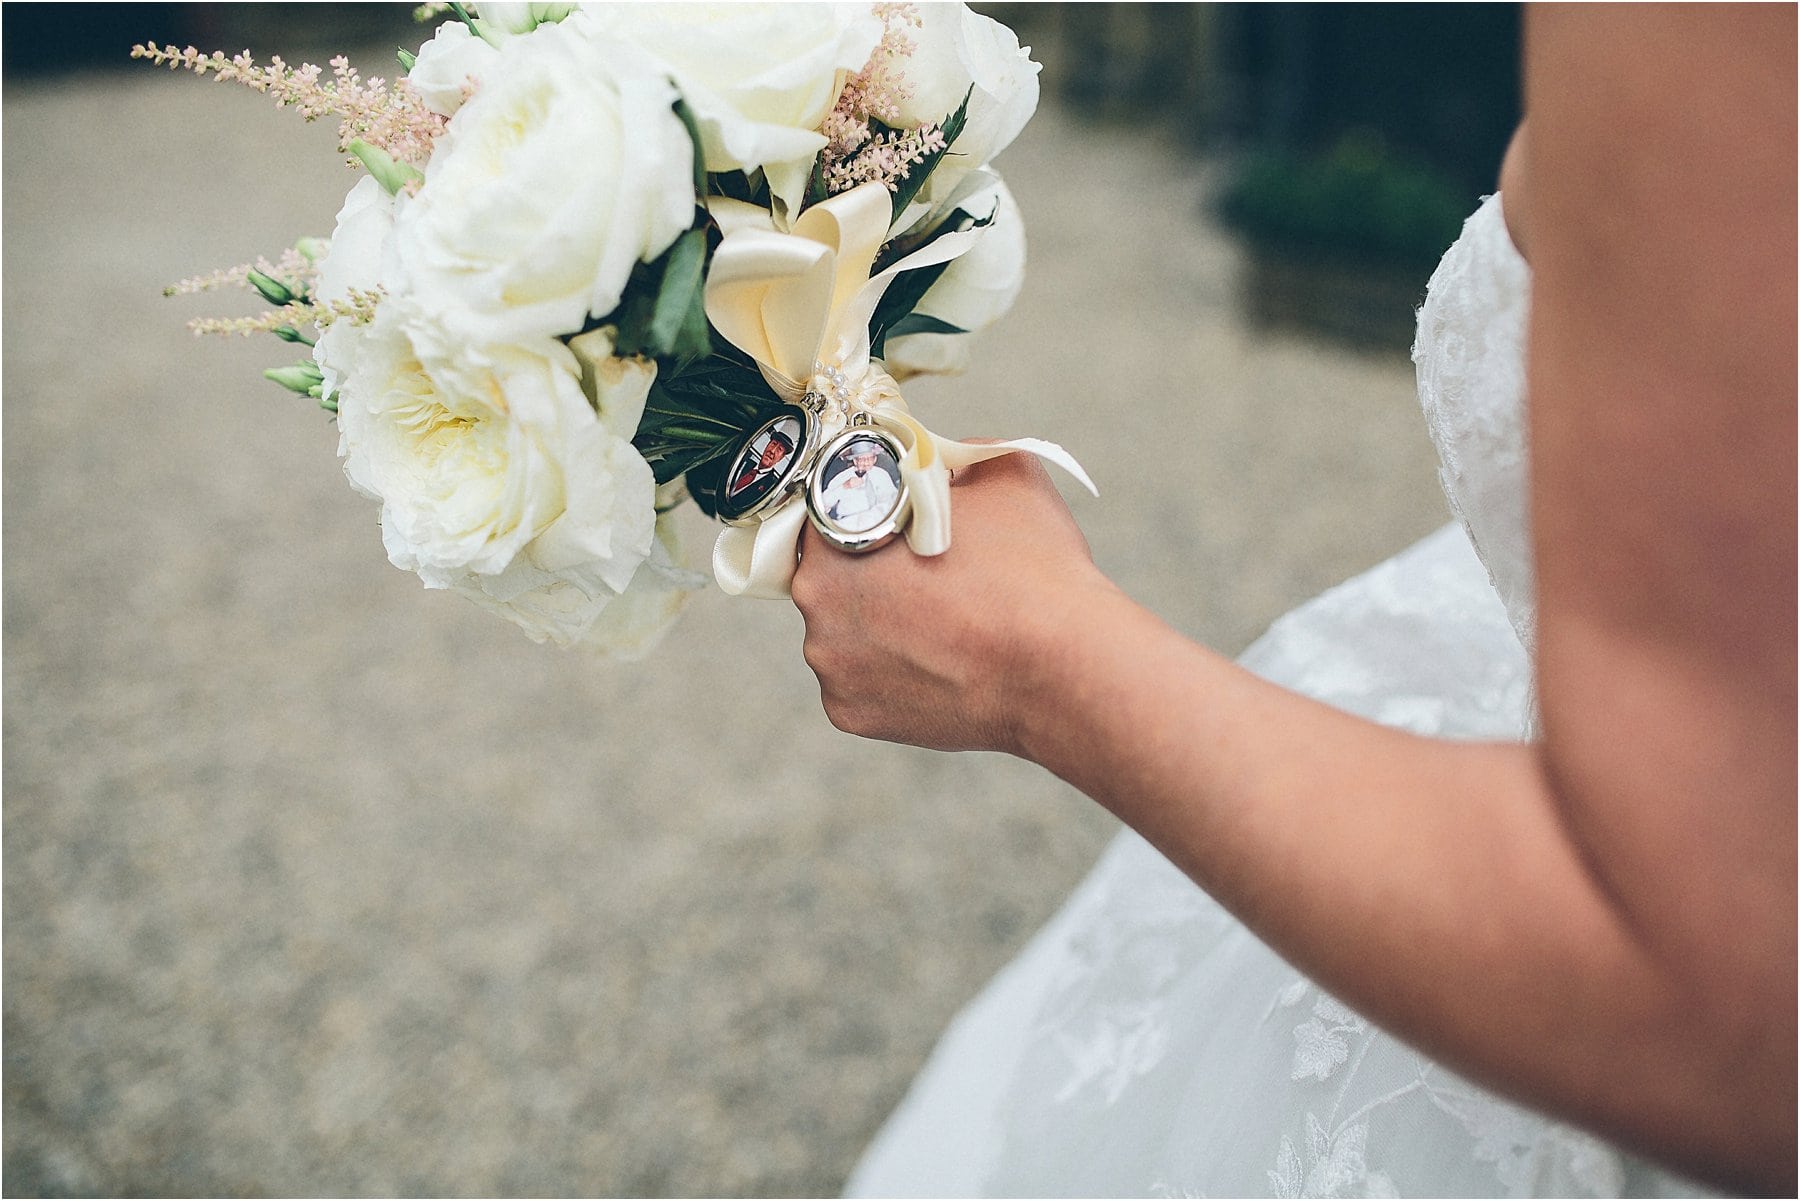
[702,182,1095,599]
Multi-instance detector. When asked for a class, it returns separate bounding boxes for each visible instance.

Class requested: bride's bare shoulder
[1496,124,1529,262]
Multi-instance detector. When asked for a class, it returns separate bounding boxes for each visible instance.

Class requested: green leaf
[709,170,766,206]
[397,47,417,72]
[884,312,966,340]
[873,200,994,276]
[671,97,708,198]
[630,350,787,495]
[867,201,995,358]
[870,259,953,360]
[888,86,972,222]
[646,228,710,360]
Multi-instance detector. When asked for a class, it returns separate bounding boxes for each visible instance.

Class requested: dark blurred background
[6,2,1519,347]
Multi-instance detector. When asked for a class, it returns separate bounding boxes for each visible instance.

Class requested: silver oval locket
[805,426,909,553]
[715,404,818,526]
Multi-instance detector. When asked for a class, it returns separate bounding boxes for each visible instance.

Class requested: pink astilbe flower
[131,42,446,167]
[820,3,949,195]
[186,288,384,339]
[164,247,320,298]
[825,126,947,195]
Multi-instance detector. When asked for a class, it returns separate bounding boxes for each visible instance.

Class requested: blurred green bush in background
[1218,132,1472,272]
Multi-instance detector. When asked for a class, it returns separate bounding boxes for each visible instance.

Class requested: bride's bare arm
[791,5,1794,1191]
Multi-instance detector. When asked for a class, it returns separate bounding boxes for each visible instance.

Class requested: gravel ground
[4,20,1450,1198]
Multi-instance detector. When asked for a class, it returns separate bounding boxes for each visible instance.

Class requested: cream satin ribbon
[703,182,1095,599]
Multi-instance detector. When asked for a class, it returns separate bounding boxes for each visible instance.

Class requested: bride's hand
[791,451,1116,753]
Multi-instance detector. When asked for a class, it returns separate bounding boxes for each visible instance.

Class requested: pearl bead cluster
[814,359,856,405]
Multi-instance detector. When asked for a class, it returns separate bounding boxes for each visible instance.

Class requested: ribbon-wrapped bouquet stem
[138,2,1091,656]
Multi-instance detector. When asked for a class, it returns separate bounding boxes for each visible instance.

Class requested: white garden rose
[393,17,695,345]
[312,174,398,400]
[593,3,884,218]
[335,297,657,647]
[889,3,1040,233]
[410,6,578,117]
[575,512,707,659]
[405,21,497,117]
[883,174,1026,380]
[567,326,655,440]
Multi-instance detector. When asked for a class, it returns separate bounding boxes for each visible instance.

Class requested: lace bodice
[1413,193,1535,661]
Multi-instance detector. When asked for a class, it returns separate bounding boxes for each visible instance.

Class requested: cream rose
[335,298,657,647]
[574,512,706,658]
[409,6,579,117]
[312,174,398,402]
[393,17,695,346]
[883,173,1026,379]
[405,21,497,118]
[593,3,884,218]
[890,3,1040,233]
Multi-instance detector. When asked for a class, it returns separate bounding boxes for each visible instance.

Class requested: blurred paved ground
[3,19,1449,1199]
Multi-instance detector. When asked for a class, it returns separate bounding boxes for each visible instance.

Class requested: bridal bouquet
[139,2,1088,656]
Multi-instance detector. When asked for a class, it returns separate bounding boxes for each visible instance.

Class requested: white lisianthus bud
[393,17,696,346]
[265,362,325,394]
[474,2,577,43]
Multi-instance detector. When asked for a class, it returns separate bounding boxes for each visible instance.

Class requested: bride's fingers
[952,449,1055,492]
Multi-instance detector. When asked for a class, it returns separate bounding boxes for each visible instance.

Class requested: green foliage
[867,203,992,359]
[646,228,711,360]
[887,86,971,222]
[609,227,713,362]
[884,312,965,340]
[632,349,788,509]
[616,87,985,504]
[1218,133,1470,270]
[711,169,772,209]
[671,97,708,198]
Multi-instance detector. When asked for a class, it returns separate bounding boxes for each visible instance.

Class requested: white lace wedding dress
[845,196,1709,1198]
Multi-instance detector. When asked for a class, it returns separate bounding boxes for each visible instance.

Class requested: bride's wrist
[1000,570,1138,764]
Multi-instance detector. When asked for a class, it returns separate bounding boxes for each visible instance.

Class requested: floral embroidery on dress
[1051,1003,1171,1105]
[1292,993,1370,1082]
[1034,838,1222,1108]
[1263,977,1638,1197]
[1425,1078,1627,1196]
[1270,1114,1398,1198]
